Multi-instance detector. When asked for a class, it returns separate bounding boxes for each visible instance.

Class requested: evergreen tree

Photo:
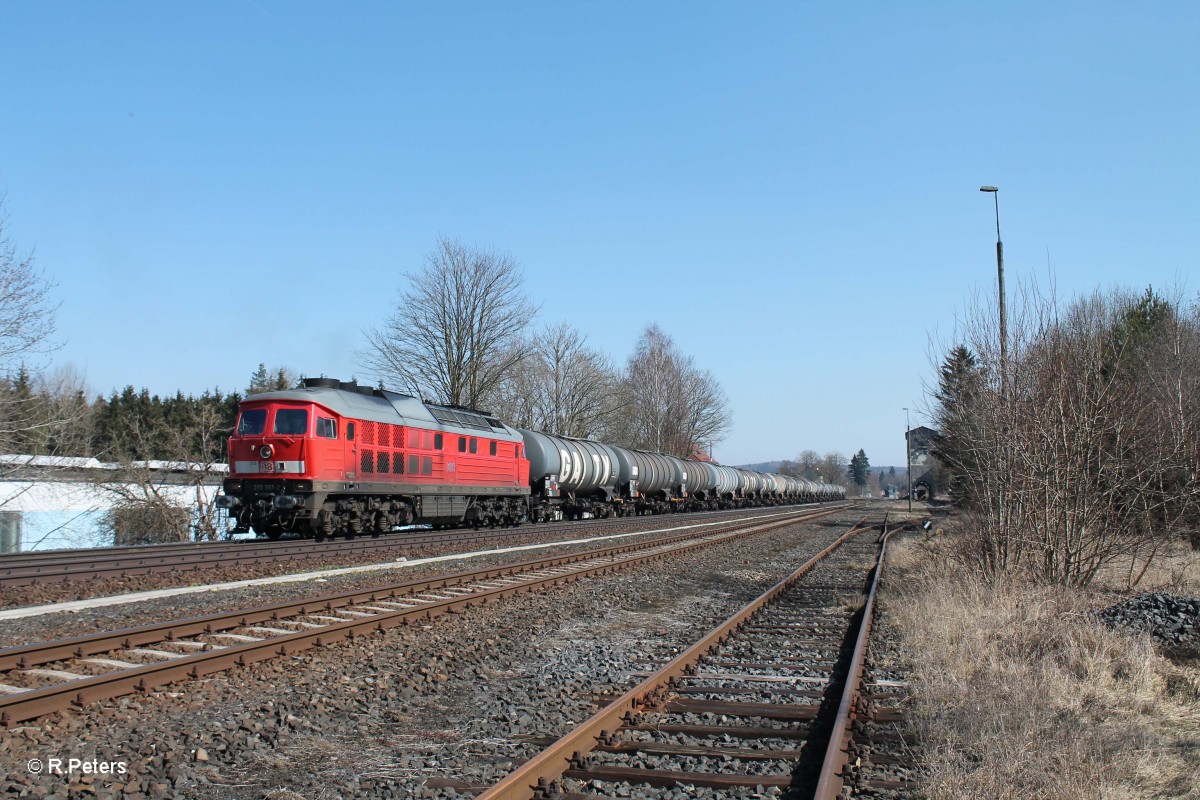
[932,344,983,504]
[847,449,870,488]
[1106,286,1173,377]
[248,364,271,394]
[248,364,296,394]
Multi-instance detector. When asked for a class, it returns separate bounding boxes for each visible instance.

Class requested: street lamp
[979,185,1007,372]
[903,407,912,513]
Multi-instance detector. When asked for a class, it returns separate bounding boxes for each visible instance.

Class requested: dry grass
[883,530,1200,800]
[1092,538,1200,595]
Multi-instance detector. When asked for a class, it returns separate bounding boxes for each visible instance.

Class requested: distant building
[0,456,227,552]
[905,426,938,467]
[904,426,940,500]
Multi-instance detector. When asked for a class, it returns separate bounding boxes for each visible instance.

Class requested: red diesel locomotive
[218,377,844,540]
[217,378,530,540]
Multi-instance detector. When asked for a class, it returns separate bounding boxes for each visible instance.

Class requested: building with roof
[0,456,226,552]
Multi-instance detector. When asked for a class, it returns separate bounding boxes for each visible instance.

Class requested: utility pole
[980,186,1007,377]
[981,184,1008,538]
[903,407,912,513]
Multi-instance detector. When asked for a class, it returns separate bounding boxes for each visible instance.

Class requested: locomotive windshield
[274,408,309,435]
[237,409,267,435]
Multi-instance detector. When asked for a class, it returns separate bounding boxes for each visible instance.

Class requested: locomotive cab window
[317,417,337,439]
[434,433,443,450]
[347,422,355,441]
[489,441,497,456]
[458,437,466,453]
[469,438,477,453]
[274,409,308,435]
[237,409,267,436]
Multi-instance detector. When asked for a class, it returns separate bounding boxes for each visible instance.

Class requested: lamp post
[979,185,1007,372]
[903,407,912,513]
[981,185,1009,538]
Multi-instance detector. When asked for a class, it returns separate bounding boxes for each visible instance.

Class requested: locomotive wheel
[265,526,283,541]
[314,510,334,543]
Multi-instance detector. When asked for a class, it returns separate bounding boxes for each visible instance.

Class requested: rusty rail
[474,514,876,800]
[0,504,843,586]
[813,512,896,799]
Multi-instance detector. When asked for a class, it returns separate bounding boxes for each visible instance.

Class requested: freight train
[215,378,845,540]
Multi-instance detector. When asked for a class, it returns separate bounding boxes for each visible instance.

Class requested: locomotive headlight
[259,444,274,460]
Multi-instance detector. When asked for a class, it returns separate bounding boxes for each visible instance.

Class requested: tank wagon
[217,379,846,540]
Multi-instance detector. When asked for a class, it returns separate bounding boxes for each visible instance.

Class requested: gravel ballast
[0,509,865,799]
[1094,592,1200,649]
[0,507,812,612]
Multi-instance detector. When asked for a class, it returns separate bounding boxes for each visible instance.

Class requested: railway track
[0,504,835,587]
[474,513,899,799]
[0,505,846,727]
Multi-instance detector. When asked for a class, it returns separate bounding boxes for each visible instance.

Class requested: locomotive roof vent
[303,378,340,389]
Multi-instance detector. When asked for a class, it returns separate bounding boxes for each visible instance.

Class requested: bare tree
[625,324,679,453]
[528,322,621,438]
[362,237,538,409]
[818,451,849,488]
[487,344,539,430]
[0,199,57,370]
[929,281,1200,586]
[0,200,83,487]
[94,401,230,542]
[623,324,731,457]
[780,449,839,483]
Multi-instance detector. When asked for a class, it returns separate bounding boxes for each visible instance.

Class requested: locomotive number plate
[260,461,276,472]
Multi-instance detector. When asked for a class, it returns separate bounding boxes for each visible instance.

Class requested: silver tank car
[737,469,762,499]
[518,429,618,520]
[710,464,741,498]
[680,459,717,510]
[684,461,718,499]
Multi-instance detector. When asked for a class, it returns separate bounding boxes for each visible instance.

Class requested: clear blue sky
[2,2,1197,467]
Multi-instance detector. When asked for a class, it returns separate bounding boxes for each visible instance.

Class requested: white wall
[0,481,222,551]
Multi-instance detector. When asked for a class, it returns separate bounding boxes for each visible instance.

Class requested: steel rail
[812,513,897,799]
[473,514,876,800]
[0,508,842,671]
[0,507,847,726]
[0,504,841,587]
[0,503,821,564]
